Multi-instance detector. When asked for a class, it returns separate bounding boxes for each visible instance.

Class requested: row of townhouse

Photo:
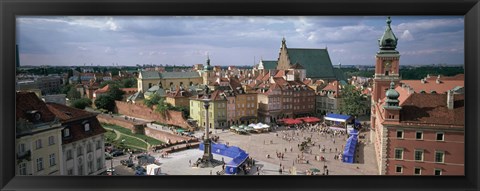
[16,91,106,176]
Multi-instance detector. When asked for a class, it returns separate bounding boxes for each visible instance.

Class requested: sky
[16,16,464,67]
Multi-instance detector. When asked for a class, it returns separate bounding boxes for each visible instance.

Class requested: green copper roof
[286,48,336,79]
[378,16,398,51]
[160,72,200,79]
[139,71,161,80]
[333,68,347,82]
[385,81,400,105]
[261,60,278,70]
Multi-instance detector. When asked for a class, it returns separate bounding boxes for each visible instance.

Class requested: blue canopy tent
[324,114,354,131]
[349,129,359,137]
[342,135,358,163]
[225,151,249,175]
[199,142,250,174]
[324,114,353,123]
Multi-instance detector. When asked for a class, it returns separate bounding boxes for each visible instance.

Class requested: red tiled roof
[399,93,464,127]
[45,103,106,144]
[46,102,97,123]
[120,88,137,93]
[274,70,285,78]
[94,84,110,94]
[16,91,56,123]
[400,76,464,94]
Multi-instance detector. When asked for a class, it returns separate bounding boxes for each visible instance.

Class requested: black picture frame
[1,0,479,191]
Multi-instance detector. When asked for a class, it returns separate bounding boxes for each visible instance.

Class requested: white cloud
[395,18,463,32]
[400,30,414,41]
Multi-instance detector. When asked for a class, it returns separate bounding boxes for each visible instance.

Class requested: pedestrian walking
[189,159,192,167]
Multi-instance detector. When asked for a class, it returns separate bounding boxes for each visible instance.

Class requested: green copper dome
[378,16,398,51]
[385,81,399,99]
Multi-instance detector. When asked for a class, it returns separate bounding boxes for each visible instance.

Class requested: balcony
[17,150,31,161]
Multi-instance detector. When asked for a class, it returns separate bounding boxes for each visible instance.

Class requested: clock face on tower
[384,60,391,68]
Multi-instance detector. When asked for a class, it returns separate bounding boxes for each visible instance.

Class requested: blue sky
[16,16,464,67]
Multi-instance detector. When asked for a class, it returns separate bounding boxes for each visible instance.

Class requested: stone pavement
[214,126,378,175]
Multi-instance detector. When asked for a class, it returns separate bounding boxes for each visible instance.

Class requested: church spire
[378,16,398,51]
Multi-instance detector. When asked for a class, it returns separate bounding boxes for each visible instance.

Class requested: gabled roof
[45,103,107,144]
[139,71,161,80]
[286,48,336,79]
[333,68,347,82]
[261,60,278,70]
[46,102,97,123]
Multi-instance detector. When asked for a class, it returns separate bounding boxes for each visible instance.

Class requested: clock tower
[372,16,401,105]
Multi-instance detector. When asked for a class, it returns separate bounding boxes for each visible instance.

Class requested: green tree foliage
[338,85,369,117]
[155,97,173,116]
[107,85,125,101]
[144,94,162,108]
[71,98,92,109]
[95,95,116,112]
[66,86,81,100]
[121,78,137,88]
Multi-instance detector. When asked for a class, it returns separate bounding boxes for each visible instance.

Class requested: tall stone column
[202,99,213,161]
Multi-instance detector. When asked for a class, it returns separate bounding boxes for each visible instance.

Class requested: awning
[300,117,321,123]
[324,114,352,123]
[284,118,303,125]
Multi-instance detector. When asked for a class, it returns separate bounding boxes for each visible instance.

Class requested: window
[96,140,102,150]
[88,161,94,174]
[435,151,445,163]
[67,168,74,175]
[36,158,44,171]
[77,146,83,157]
[18,163,27,175]
[396,130,404,139]
[436,132,444,141]
[414,150,424,161]
[18,143,26,153]
[395,165,403,173]
[49,153,56,166]
[84,123,90,131]
[434,169,442,176]
[416,131,423,140]
[97,158,102,170]
[66,150,73,160]
[35,139,42,149]
[63,128,70,137]
[87,143,92,153]
[414,167,422,175]
[48,136,55,145]
[394,148,404,160]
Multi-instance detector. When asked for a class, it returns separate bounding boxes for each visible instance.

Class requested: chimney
[447,90,454,109]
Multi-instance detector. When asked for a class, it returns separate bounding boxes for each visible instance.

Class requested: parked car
[111,150,124,157]
[121,159,135,167]
[134,166,146,176]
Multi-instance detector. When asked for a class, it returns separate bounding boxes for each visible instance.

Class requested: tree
[155,97,172,117]
[144,94,162,108]
[121,78,137,88]
[71,98,92,109]
[95,95,116,112]
[107,85,125,101]
[338,85,369,117]
[67,87,81,100]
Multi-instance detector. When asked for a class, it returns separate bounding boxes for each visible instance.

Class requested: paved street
[107,123,378,175]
